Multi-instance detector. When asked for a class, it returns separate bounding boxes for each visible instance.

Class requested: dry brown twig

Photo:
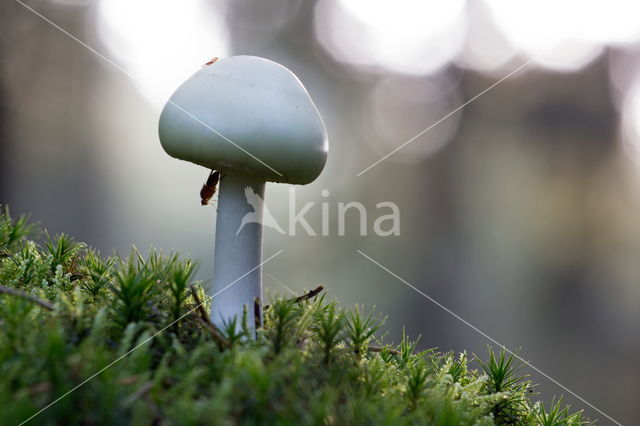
[264,285,325,310]
[123,381,154,406]
[367,345,401,356]
[0,285,55,310]
[291,285,325,304]
[189,286,229,350]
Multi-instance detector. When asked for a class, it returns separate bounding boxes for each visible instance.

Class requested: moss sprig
[0,207,591,425]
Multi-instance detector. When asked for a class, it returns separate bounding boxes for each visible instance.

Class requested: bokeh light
[95,0,229,107]
[314,0,466,75]
[362,74,461,161]
[485,0,640,72]
[455,0,517,73]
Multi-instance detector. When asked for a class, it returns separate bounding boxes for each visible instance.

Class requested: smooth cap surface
[159,56,328,184]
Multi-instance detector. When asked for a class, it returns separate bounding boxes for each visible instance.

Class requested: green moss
[0,207,588,425]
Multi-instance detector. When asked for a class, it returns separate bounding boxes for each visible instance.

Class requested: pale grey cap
[159,56,328,184]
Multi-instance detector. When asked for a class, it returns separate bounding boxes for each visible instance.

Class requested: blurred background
[2,0,640,422]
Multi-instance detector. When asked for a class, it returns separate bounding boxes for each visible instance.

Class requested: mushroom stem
[210,172,265,335]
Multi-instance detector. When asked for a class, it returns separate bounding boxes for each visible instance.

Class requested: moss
[0,207,588,425]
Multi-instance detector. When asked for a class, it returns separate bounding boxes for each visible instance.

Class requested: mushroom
[158,56,328,334]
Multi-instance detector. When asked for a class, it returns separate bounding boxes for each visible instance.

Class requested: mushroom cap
[159,56,328,184]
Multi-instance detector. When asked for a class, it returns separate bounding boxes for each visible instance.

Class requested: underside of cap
[159,56,328,184]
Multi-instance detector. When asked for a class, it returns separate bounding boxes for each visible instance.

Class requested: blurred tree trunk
[0,2,111,249]
[0,2,11,203]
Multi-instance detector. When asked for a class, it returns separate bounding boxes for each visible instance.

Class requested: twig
[0,285,55,310]
[24,382,52,396]
[193,315,229,350]
[367,345,401,356]
[0,249,17,261]
[189,287,229,350]
[117,375,140,386]
[254,297,262,333]
[123,381,154,406]
[189,286,209,322]
[264,285,325,310]
[292,285,325,303]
